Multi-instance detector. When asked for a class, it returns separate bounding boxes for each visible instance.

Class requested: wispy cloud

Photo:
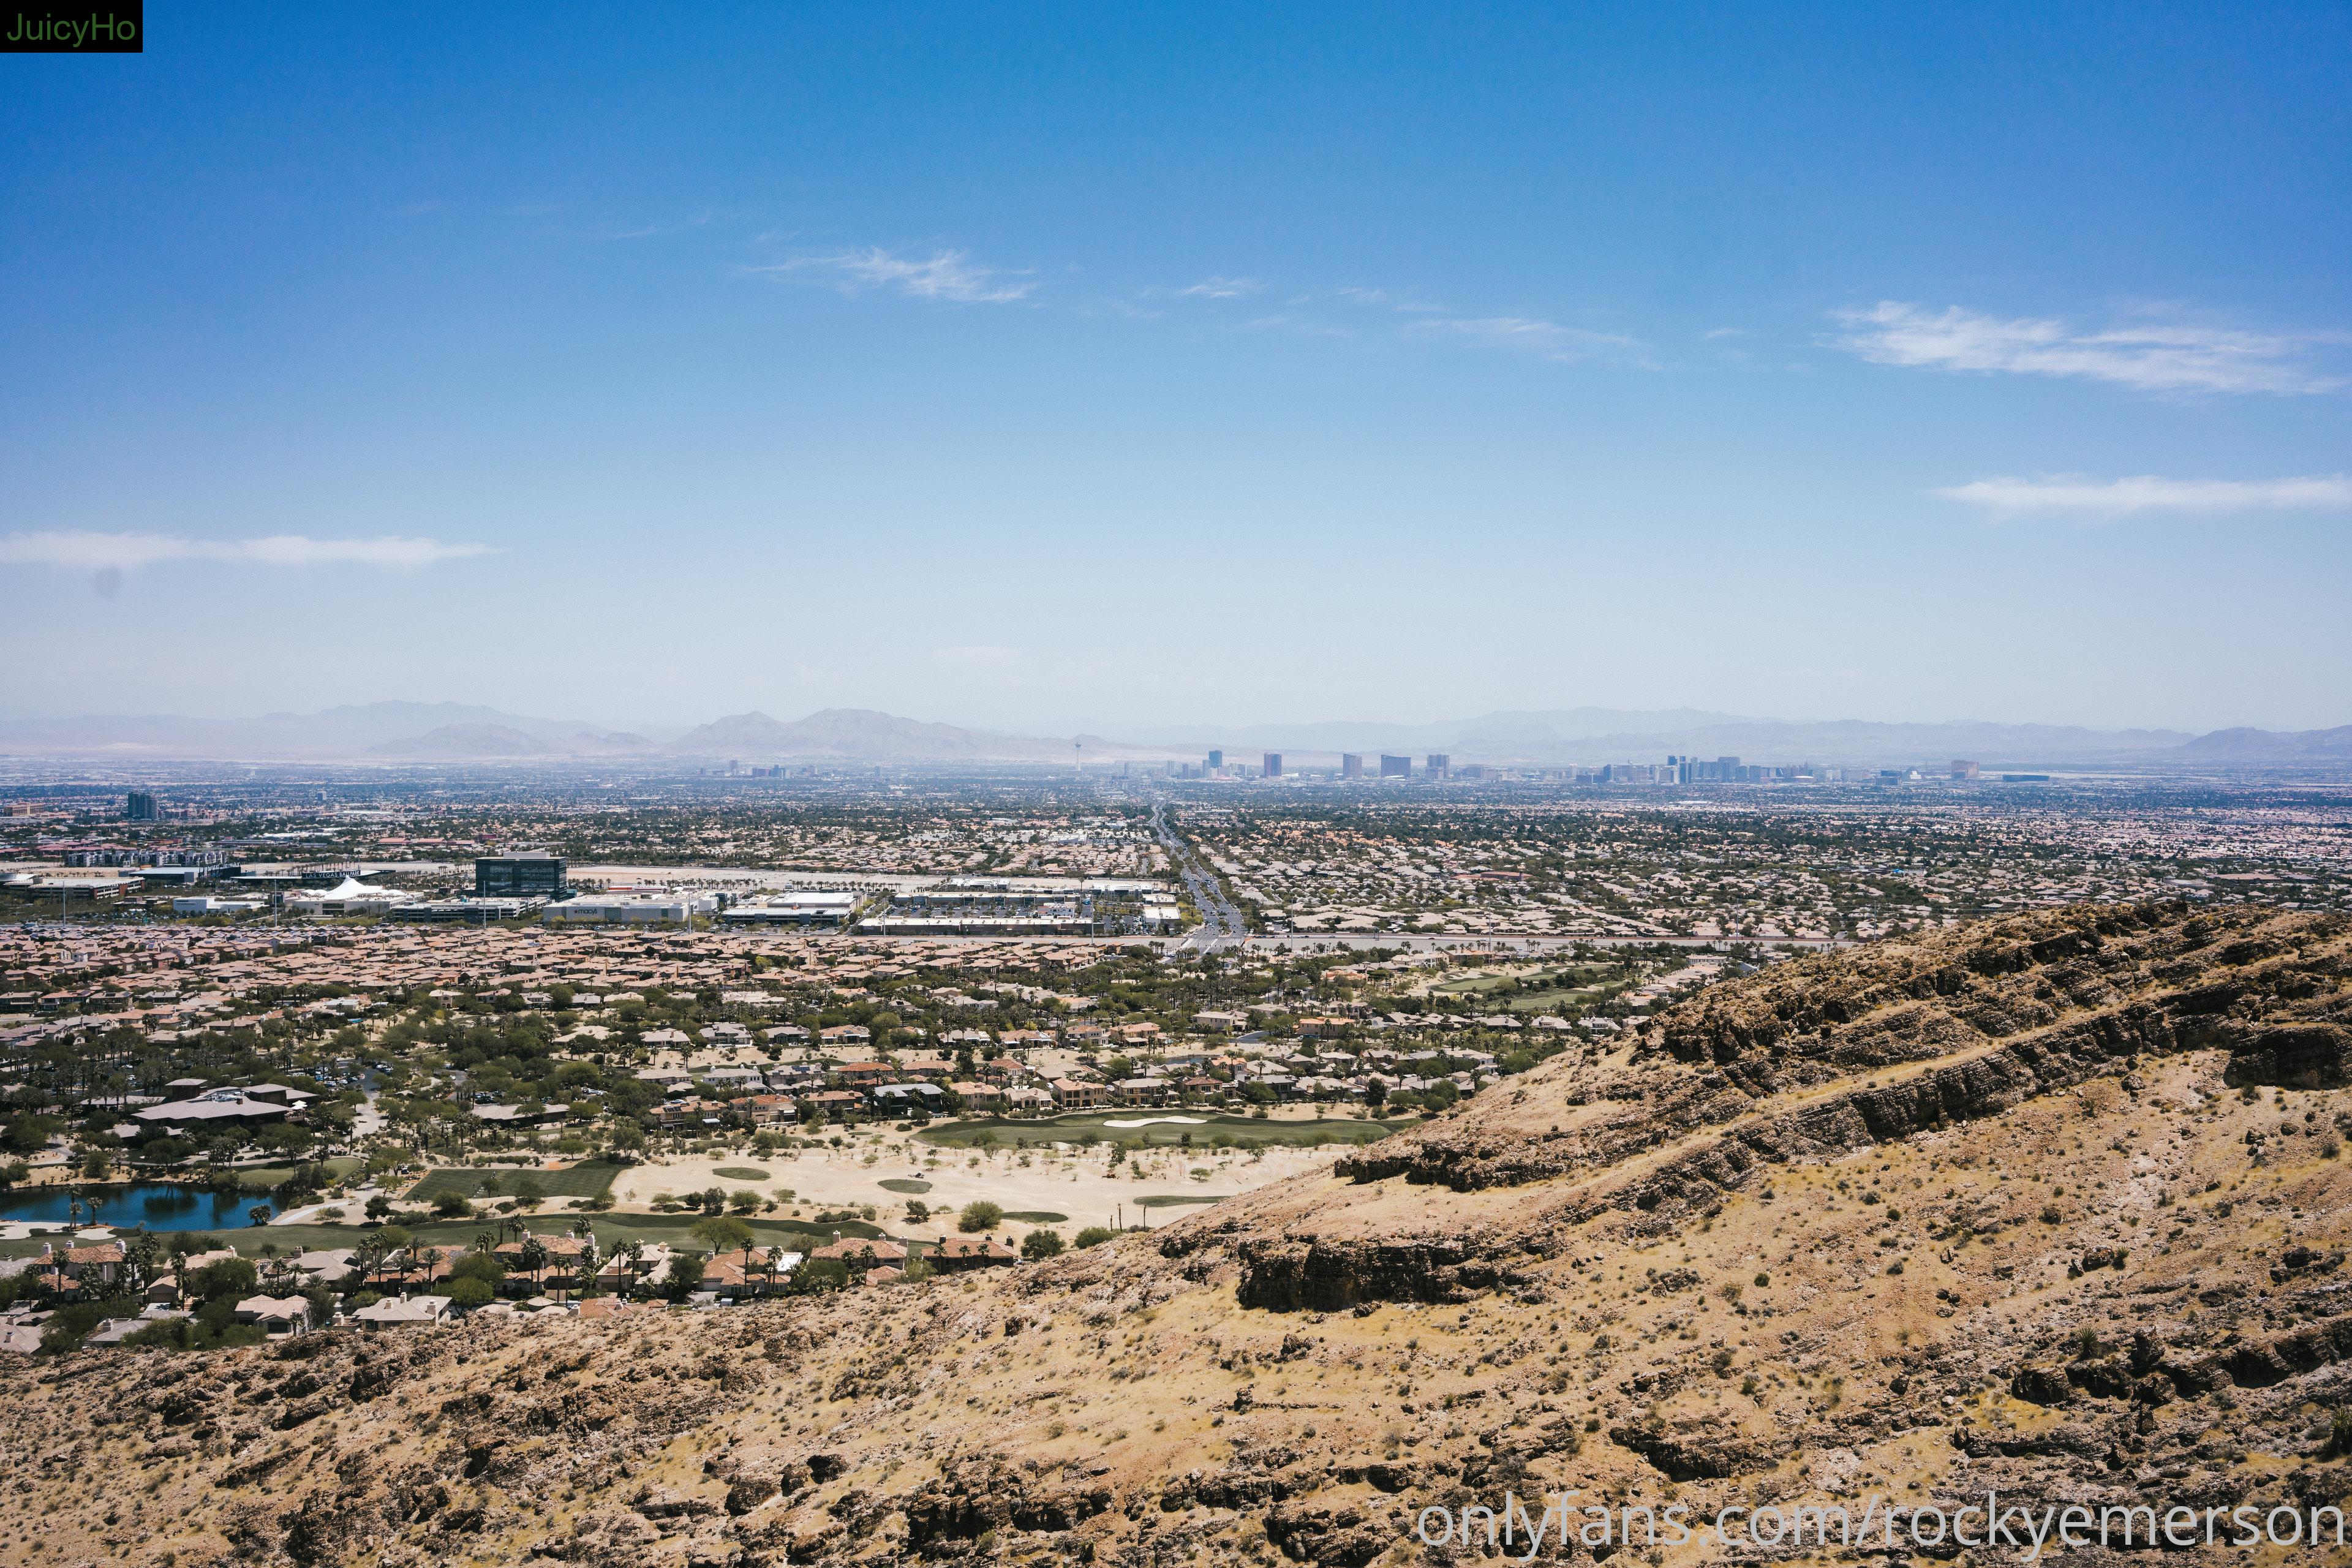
[1836,303,2345,395]
[0,532,497,572]
[1333,284,1446,314]
[1245,314,1355,340]
[756,247,1036,304]
[1407,315,1648,366]
[1329,284,1647,364]
[601,209,719,241]
[1939,473,2352,518]
[1170,276,1262,300]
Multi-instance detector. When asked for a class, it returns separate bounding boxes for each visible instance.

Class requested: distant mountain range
[662,709,1152,764]
[2179,725,2352,761]
[1,701,2347,769]
[0,703,1166,765]
[368,722,655,760]
[1118,707,1746,755]
[0,702,655,761]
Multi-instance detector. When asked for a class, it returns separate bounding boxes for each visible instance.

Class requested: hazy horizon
[4,696,2346,780]
[0,693,2321,742]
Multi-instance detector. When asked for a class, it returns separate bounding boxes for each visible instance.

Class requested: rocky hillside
[9,902,2352,1568]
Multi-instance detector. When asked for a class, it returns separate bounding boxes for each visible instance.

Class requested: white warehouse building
[285,878,414,916]
[543,892,712,925]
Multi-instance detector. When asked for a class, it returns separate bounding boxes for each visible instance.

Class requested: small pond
[0,1183,267,1231]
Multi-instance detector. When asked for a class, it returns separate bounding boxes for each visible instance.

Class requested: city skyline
[1,695,2346,772]
[4,5,2349,733]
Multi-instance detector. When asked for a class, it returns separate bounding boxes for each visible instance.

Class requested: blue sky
[3,3,2348,734]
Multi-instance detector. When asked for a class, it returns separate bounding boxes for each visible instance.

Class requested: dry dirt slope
[9,902,2352,1568]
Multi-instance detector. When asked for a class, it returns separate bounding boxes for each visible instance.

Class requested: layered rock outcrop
[6,903,2350,1568]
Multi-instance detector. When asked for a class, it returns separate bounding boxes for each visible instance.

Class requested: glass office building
[476,855,568,899]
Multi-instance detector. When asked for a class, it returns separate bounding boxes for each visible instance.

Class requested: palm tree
[516,1235,551,1295]
[258,1244,296,1292]
[123,1229,162,1298]
[571,1230,600,1300]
